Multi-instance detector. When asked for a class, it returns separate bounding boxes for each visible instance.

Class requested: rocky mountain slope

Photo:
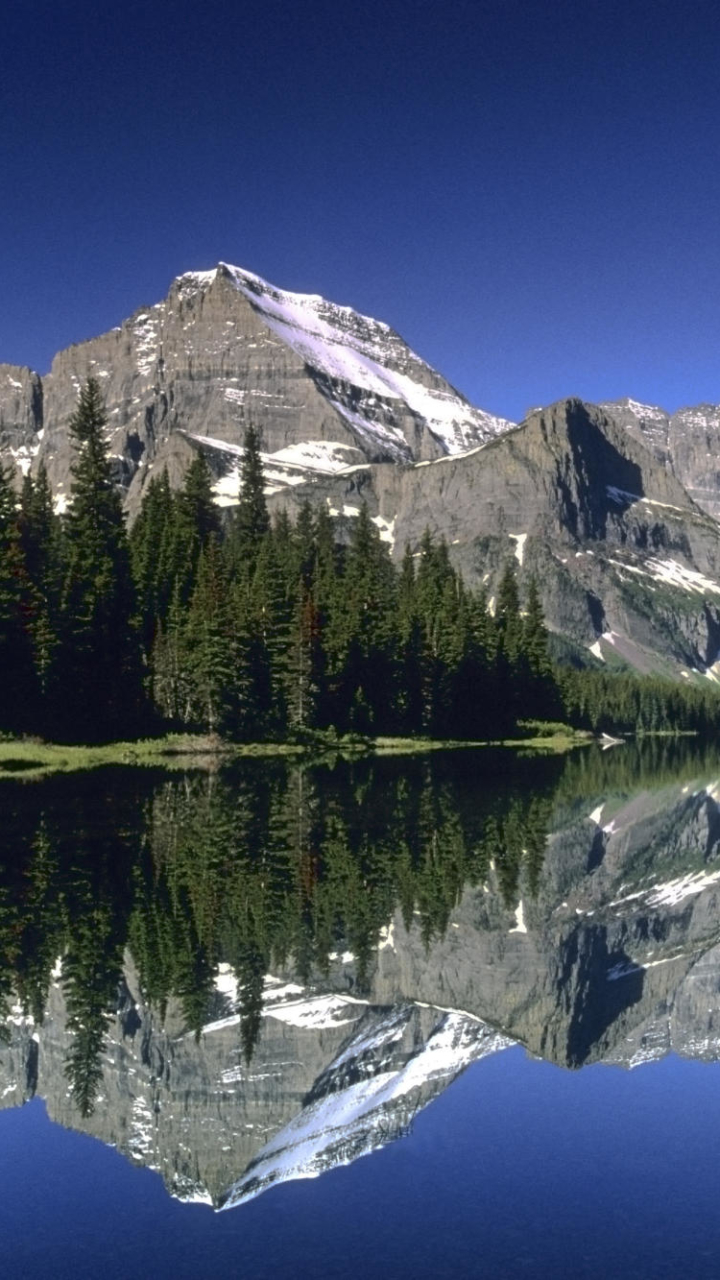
[600,398,720,521]
[0,263,511,515]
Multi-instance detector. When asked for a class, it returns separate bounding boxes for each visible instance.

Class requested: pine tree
[18,464,61,726]
[287,585,324,731]
[0,463,37,731]
[232,423,269,572]
[130,469,176,651]
[520,577,560,721]
[494,559,524,732]
[333,505,398,732]
[170,455,219,606]
[183,539,236,734]
[59,378,143,741]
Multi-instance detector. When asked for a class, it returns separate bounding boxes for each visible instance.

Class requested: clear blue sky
[2,0,720,422]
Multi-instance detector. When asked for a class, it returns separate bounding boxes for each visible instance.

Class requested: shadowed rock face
[4,760,720,1209]
[0,365,43,477]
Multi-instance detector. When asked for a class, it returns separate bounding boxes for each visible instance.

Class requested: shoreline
[0,728,596,779]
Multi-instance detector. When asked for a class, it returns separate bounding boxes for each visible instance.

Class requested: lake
[3,742,720,1277]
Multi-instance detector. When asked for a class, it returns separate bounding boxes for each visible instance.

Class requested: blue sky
[2,0,720,422]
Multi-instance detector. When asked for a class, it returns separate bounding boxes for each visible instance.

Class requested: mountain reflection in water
[3,741,720,1208]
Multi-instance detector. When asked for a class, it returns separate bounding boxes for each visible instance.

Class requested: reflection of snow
[220,1012,512,1210]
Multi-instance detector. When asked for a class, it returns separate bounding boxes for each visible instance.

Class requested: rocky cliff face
[601,398,720,521]
[0,263,511,514]
[0,365,43,477]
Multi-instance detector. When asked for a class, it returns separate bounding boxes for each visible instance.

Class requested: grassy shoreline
[0,726,597,779]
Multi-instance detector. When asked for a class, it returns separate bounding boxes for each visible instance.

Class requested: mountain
[0,263,511,515]
[0,958,508,1209]
[270,398,720,676]
[4,265,720,676]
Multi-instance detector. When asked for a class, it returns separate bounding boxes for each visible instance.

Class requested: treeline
[558,668,720,736]
[3,376,720,742]
[0,378,558,742]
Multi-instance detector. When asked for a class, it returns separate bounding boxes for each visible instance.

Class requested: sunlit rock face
[0,264,511,516]
[600,399,720,523]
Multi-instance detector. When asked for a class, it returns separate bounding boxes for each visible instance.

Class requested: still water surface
[3,743,720,1277]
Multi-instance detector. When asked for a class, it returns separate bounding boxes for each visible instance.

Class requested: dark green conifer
[59,378,143,740]
[0,463,37,730]
[233,423,269,571]
[170,455,220,605]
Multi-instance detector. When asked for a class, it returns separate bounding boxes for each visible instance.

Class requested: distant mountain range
[2,263,720,677]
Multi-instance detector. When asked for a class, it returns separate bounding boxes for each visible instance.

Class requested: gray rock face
[0,963,504,1209]
[374,776,720,1070]
[0,263,511,513]
[601,398,720,521]
[0,365,43,478]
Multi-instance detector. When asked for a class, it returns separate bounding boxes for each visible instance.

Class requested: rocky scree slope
[0,263,511,516]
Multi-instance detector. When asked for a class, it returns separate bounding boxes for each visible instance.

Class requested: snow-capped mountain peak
[177,261,514,458]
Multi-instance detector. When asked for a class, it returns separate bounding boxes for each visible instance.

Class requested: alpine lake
[4,740,720,1278]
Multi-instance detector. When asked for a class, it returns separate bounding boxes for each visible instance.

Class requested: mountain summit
[0,263,512,515]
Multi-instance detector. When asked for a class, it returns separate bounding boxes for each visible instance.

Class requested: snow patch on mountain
[265,993,368,1030]
[608,557,720,597]
[188,433,373,506]
[179,263,513,455]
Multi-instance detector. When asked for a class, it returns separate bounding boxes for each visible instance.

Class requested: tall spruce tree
[18,464,61,726]
[170,455,219,606]
[130,469,176,651]
[233,423,269,571]
[521,576,560,720]
[60,378,143,741]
